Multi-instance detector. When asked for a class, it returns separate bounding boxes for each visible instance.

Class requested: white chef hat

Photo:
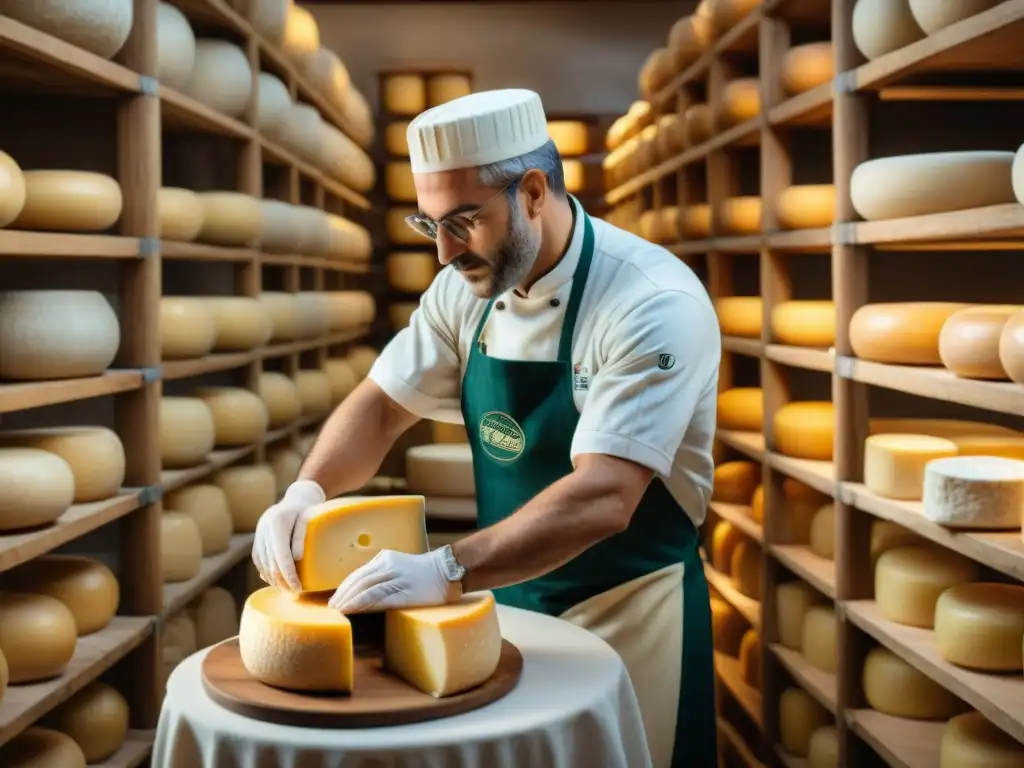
[406,88,550,174]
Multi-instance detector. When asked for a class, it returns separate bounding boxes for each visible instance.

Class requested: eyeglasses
[405,181,516,243]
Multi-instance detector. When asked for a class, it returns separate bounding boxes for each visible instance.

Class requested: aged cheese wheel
[215,464,276,532]
[390,301,418,330]
[711,521,744,573]
[739,629,761,687]
[258,291,301,341]
[778,481,830,544]
[163,612,197,657]
[719,78,760,126]
[730,539,762,599]
[776,184,836,229]
[715,296,762,338]
[163,484,233,556]
[782,42,834,94]
[0,0,132,58]
[385,120,411,156]
[548,121,589,156]
[268,445,303,493]
[192,587,239,648]
[722,196,761,234]
[863,645,964,718]
[4,555,118,636]
[156,2,195,90]
[303,48,350,107]
[406,443,475,497]
[750,484,764,523]
[255,72,291,134]
[159,396,215,468]
[181,39,252,117]
[941,711,1024,766]
[281,3,318,63]
[387,206,432,245]
[324,358,359,404]
[272,103,321,165]
[385,161,417,203]
[0,427,123,503]
[864,434,959,501]
[939,305,1020,380]
[383,74,426,116]
[293,206,332,257]
[157,187,203,241]
[870,520,923,563]
[322,290,376,331]
[711,0,763,35]
[712,461,760,504]
[259,200,299,254]
[780,687,830,757]
[669,14,711,71]
[195,386,270,446]
[14,171,122,232]
[656,114,685,161]
[778,580,825,649]
[44,680,128,762]
[849,302,969,364]
[639,48,675,98]
[710,597,747,655]
[0,591,78,683]
[718,387,763,431]
[771,301,835,347]
[809,503,835,560]
[934,583,1024,671]
[562,160,585,193]
[851,152,1015,220]
[205,296,273,350]
[808,726,839,768]
[999,308,1024,384]
[294,370,332,417]
[295,290,331,338]
[159,296,216,359]
[0,150,26,227]
[327,215,372,261]
[0,726,86,768]
[683,103,713,146]
[387,252,437,293]
[347,346,379,379]
[161,512,203,583]
[257,371,301,427]
[923,456,1024,529]
[852,0,925,60]
[875,545,979,627]
[196,192,262,246]
[774,401,834,460]
[802,605,837,673]
[908,0,1001,34]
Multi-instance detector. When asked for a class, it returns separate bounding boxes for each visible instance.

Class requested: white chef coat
[369,196,721,526]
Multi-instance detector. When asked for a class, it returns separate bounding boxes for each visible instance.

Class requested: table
[152,604,653,768]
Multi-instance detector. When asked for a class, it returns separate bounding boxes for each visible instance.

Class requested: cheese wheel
[851,152,1015,220]
[0,150,26,226]
[163,484,233,556]
[778,481,830,544]
[382,74,426,115]
[717,387,763,431]
[387,251,438,293]
[240,589,353,691]
[249,0,288,45]
[159,396,215,468]
[683,104,713,146]
[739,629,761,688]
[4,555,118,636]
[774,401,834,460]
[255,73,291,135]
[214,464,276,532]
[385,120,410,156]
[780,687,830,757]
[870,520,923,563]
[192,587,239,648]
[390,301,419,330]
[850,302,970,365]
[196,192,262,246]
[0,426,124,503]
[257,372,302,427]
[432,419,468,444]
[347,346,380,379]
[161,512,203,583]
[281,4,318,63]
[259,200,300,254]
[750,484,764,523]
[720,79,760,128]
[941,711,1024,767]
[782,43,834,94]
[852,0,925,60]
[710,597,747,655]
[712,461,760,504]
[808,726,840,768]
[777,580,826,649]
[711,521,744,574]
[809,503,835,560]
[908,0,1001,34]
[327,215,372,261]
[875,545,979,628]
[157,187,204,241]
[715,297,762,338]
[385,161,417,203]
[268,445,303,493]
[195,387,269,446]
[730,539,762,599]
[323,358,359,404]
[159,296,216,359]
[934,583,1024,671]
[680,203,711,238]
[321,290,376,331]
[163,613,197,657]
[387,206,432,245]
[721,196,761,234]
[182,39,252,118]
[922,456,1024,529]
[655,115,685,161]
[562,160,585,194]
[258,292,302,341]
[405,443,475,497]
[0,727,86,768]
[43,681,128,762]
[999,309,1024,384]
[303,48,350,107]
[952,435,1024,461]
[0,0,132,58]
[801,606,837,673]
[0,289,120,380]
[294,370,332,417]
[864,434,959,501]
[710,0,762,34]
[776,184,836,230]
[939,305,1020,380]
[0,448,75,530]
[0,591,77,683]
[548,120,590,156]
[320,123,376,193]
[863,645,965,718]
[638,48,674,98]
[668,14,711,71]
[771,301,836,347]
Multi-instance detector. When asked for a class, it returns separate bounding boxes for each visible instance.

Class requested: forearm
[299,379,418,498]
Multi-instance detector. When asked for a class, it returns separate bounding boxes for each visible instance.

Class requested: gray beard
[471,195,541,299]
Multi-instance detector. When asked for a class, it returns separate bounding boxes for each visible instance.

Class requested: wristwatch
[439,544,466,599]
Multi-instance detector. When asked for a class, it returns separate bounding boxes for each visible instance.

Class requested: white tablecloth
[152,605,652,768]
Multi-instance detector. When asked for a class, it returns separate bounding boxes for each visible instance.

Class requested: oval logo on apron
[478,411,526,462]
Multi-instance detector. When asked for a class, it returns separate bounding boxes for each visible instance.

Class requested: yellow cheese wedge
[296,495,429,592]
[385,592,502,697]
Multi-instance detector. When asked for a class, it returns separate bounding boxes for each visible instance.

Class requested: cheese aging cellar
[0,1,1023,767]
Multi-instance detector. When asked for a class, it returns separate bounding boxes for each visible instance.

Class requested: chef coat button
[549,297,561,308]
[495,301,506,310]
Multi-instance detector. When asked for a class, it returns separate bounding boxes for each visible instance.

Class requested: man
[253,89,721,768]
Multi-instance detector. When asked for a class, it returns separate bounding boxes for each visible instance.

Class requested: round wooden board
[201,637,524,728]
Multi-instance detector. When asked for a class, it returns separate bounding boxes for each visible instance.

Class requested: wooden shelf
[771,546,836,599]
[162,533,255,617]
[846,710,944,768]
[718,717,767,768]
[772,644,838,714]
[717,430,766,461]
[716,652,764,728]
[705,561,762,629]
[0,231,142,259]
[775,747,809,768]
[766,453,835,498]
[0,371,143,415]
[94,729,155,768]
[711,502,763,542]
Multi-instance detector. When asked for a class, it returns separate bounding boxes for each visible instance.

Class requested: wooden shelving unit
[605,1,1024,766]
[0,0,378,763]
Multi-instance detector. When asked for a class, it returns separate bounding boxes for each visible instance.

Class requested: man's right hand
[252,479,326,592]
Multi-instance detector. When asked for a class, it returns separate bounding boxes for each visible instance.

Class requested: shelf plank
[93,729,155,768]
[723,336,763,357]
[717,430,767,461]
[0,617,152,748]
[160,86,254,139]
[162,533,255,617]
[775,747,809,768]
[763,227,832,252]
[0,232,141,259]
[161,241,256,262]
[159,446,256,493]
[846,710,944,768]
[161,351,256,380]
[711,502,763,542]
[845,599,1024,744]
[853,203,1024,247]
[765,345,834,373]
[768,83,833,127]
[0,492,142,574]
[0,371,143,415]
[704,562,762,629]
[717,717,766,768]
[772,644,838,714]
[716,652,763,728]
[767,453,835,497]
[771,545,836,599]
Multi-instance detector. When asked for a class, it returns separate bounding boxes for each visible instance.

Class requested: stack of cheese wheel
[717,387,763,432]
[215,463,277,532]
[780,686,831,758]
[5,554,120,637]
[42,679,130,762]
[192,586,240,649]
[164,483,234,556]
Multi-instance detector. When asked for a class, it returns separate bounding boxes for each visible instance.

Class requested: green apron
[459,208,717,768]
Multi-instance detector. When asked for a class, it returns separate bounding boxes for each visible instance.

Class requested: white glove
[328,549,451,613]
[252,479,325,592]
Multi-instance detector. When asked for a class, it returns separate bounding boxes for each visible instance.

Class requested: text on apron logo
[658,353,676,370]
[478,411,526,462]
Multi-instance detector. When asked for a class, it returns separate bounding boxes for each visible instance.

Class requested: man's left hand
[328,548,452,613]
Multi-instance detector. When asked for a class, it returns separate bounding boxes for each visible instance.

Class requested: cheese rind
[712,461,760,505]
[780,687,830,757]
[777,580,825,650]
[0,591,78,683]
[739,629,761,688]
[5,555,119,636]
[940,711,1024,767]
[296,495,429,592]
[934,583,1024,672]
[773,401,834,460]
[864,433,959,501]
[850,302,969,365]
[710,597,747,656]
[875,545,979,628]
[0,726,87,768]
[771,301,836,347]
[405,443,476,497]
[717,387,764,431]
[863,645,964,719]
[922,456,1024,529]
[801,606,837,674]
[43,681,128,762]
